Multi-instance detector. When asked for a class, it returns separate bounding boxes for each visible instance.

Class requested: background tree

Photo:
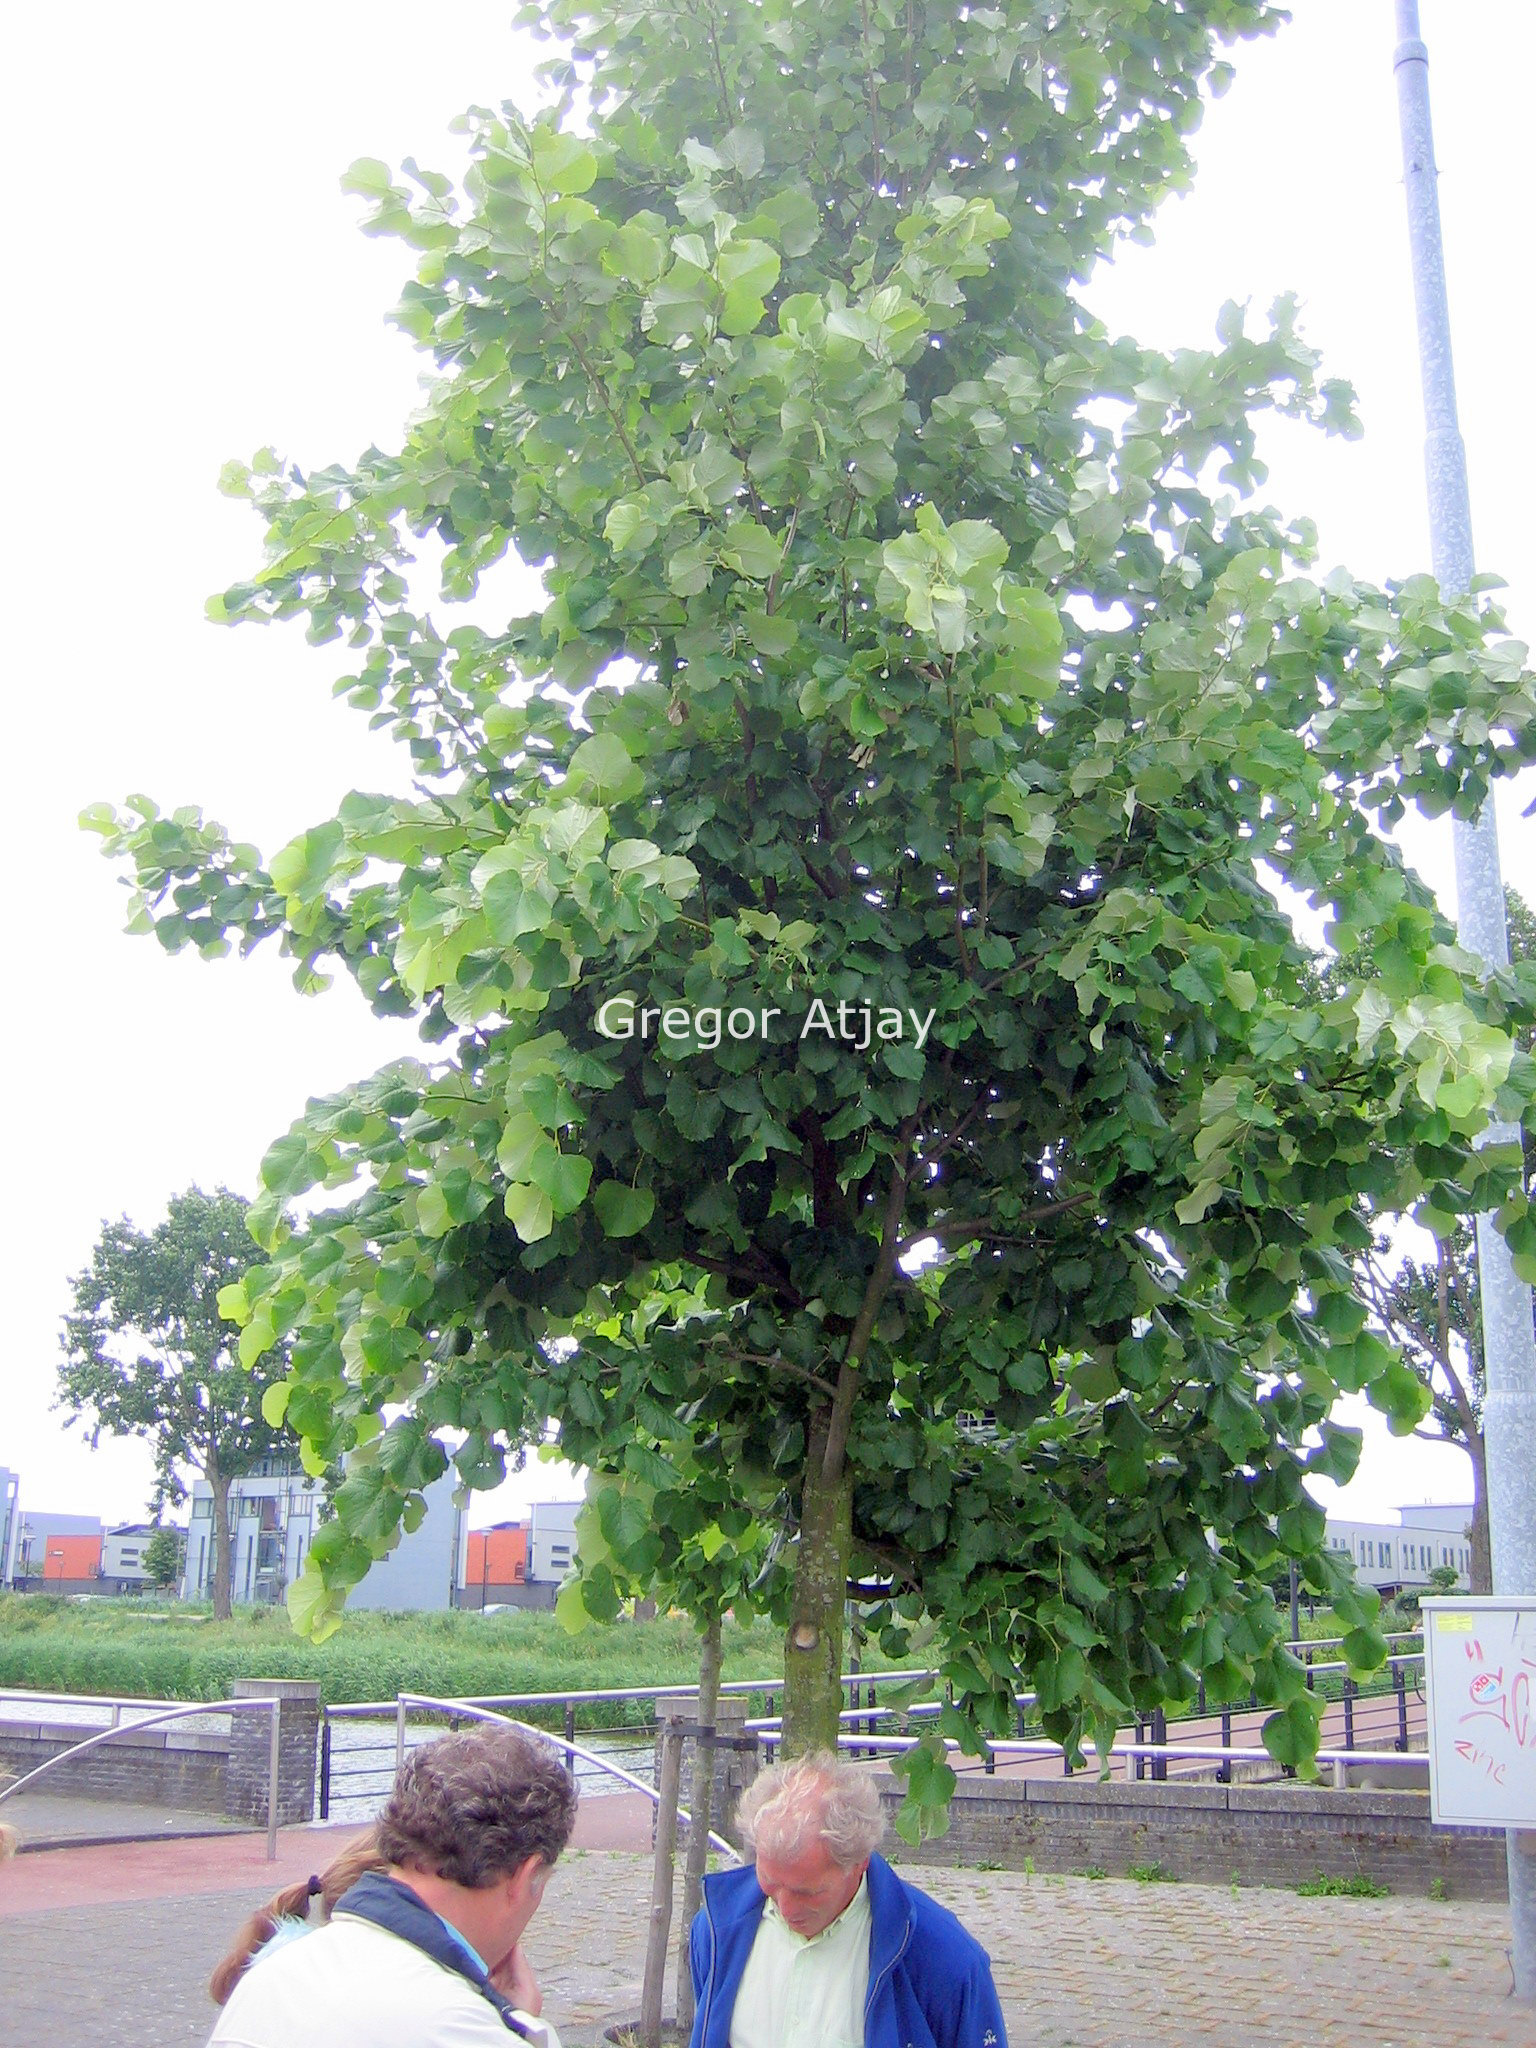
[57,1188,289,1621]
[1351,889,1536,1596]
[87,0,1536,1799]
[141,1523,185,1594]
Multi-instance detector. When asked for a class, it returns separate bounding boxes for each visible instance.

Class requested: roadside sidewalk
[1,1829,1530,2048]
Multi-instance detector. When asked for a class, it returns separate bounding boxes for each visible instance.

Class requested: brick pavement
[1,1834,1531,2048]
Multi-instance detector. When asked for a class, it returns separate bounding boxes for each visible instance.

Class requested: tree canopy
[87,0,1536,1791]
[142,1524,186,1592]
[58,1187,289,1619]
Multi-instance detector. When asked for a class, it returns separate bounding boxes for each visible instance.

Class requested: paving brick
[1,1829,1532,2047]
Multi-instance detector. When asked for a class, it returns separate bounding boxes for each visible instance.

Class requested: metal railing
[390,1692,741,1858]
[831,1729,1430,1789]
[0,1685,217,1730]
[317,1668,937,1820]
[748,1645,1428,1781]
[0,1696,285,1860]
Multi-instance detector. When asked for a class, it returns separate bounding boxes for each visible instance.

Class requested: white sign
[1421,1598,1536,1827]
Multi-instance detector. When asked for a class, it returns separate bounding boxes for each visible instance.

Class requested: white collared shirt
[727,1874,871,2048]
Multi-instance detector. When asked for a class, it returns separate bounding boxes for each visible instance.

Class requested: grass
[1126,1861,1177,1883]
[1294,1871,1392,1898]
[0,1592,889,1719]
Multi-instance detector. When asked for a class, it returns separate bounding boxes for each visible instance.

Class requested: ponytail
[208,1827,384,2004]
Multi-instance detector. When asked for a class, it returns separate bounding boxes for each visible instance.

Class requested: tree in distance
[58,1188,289,1622]
[1351,889,1536,1597]
[85,0,1536,1817]
[141,1523,185,1594]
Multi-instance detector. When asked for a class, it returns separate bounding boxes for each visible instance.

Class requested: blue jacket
[687,1853,1008,2048]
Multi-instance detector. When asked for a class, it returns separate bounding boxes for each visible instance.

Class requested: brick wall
[0,1681,321,1826]
[225,1679,321,1826]
[876,1770,1510,1902]
[0,1720,226,1810]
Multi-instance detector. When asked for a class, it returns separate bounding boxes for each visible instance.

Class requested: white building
[181,1456,325,1606]
[528,1500,581,1585]
[1323,1505,1474,1592]
[181,1455,468,1611]
[102,1522,170,1583]
[348,1470,468,1613]
[0,1467,19,1586]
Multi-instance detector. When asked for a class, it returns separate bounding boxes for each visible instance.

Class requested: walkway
[1,1815,1530,2048]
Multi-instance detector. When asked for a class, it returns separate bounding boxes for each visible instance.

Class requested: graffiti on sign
[1422,1600,1536,1828]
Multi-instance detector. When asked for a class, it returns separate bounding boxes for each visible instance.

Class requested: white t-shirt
[207,1915,559,2048]
[727,1875,872,2048]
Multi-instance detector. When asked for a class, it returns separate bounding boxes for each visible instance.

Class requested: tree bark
[1467,1426,1492,1595]
[208,1461,233,1622]
[676,1612,722,2040]
[641,1716,684,2048]
[781,1409,853,1754]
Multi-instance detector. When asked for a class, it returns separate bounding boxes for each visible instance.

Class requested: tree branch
[897,1190,1097,1258]
[821,1118,919,1485]
[732,1349,839,1402]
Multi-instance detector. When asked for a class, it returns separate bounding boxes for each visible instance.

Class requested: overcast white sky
[2,3,1530,1537]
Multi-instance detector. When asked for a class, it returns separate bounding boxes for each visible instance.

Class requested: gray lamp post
[1392,0,1536,1996]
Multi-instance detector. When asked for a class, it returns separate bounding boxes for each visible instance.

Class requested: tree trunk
[641,1714,684,2048]
[781,1410,853,1755]
[208,1462,234,1623]
[676,1612,723,2040]
[1467,1427,1492,1595]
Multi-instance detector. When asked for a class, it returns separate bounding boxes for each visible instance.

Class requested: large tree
[58,1188,289,1620]
[88,0,1536,1793]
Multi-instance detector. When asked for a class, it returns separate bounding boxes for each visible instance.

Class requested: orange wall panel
[42,1534,102,1581]
[465,1524,527,1587]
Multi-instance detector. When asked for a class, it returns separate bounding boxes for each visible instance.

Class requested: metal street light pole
[1392,0,1536,1996]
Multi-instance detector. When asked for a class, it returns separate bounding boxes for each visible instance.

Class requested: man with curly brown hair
[206,1723,577,2048]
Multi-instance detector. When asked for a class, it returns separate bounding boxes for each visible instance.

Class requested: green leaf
[1261,1695,1323,1774]
[504,1181,555,1243]
[593,1182,655,1238]
[498,1111,555,1183]
[555,1576,596,1633]
[530,128,598,197]
[217,1281,249,1324]
[270,820,344,902]
[341,157,396,197]
[719,520,783,581]
[287,1559,346,1644]
[530,1149,593,1214]
[568,732,644,805]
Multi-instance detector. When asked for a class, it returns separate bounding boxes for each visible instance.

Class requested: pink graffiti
[1454,1739,1507,1784]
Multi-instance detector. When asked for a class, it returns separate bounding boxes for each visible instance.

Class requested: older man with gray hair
[687,1751,1007,2048]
